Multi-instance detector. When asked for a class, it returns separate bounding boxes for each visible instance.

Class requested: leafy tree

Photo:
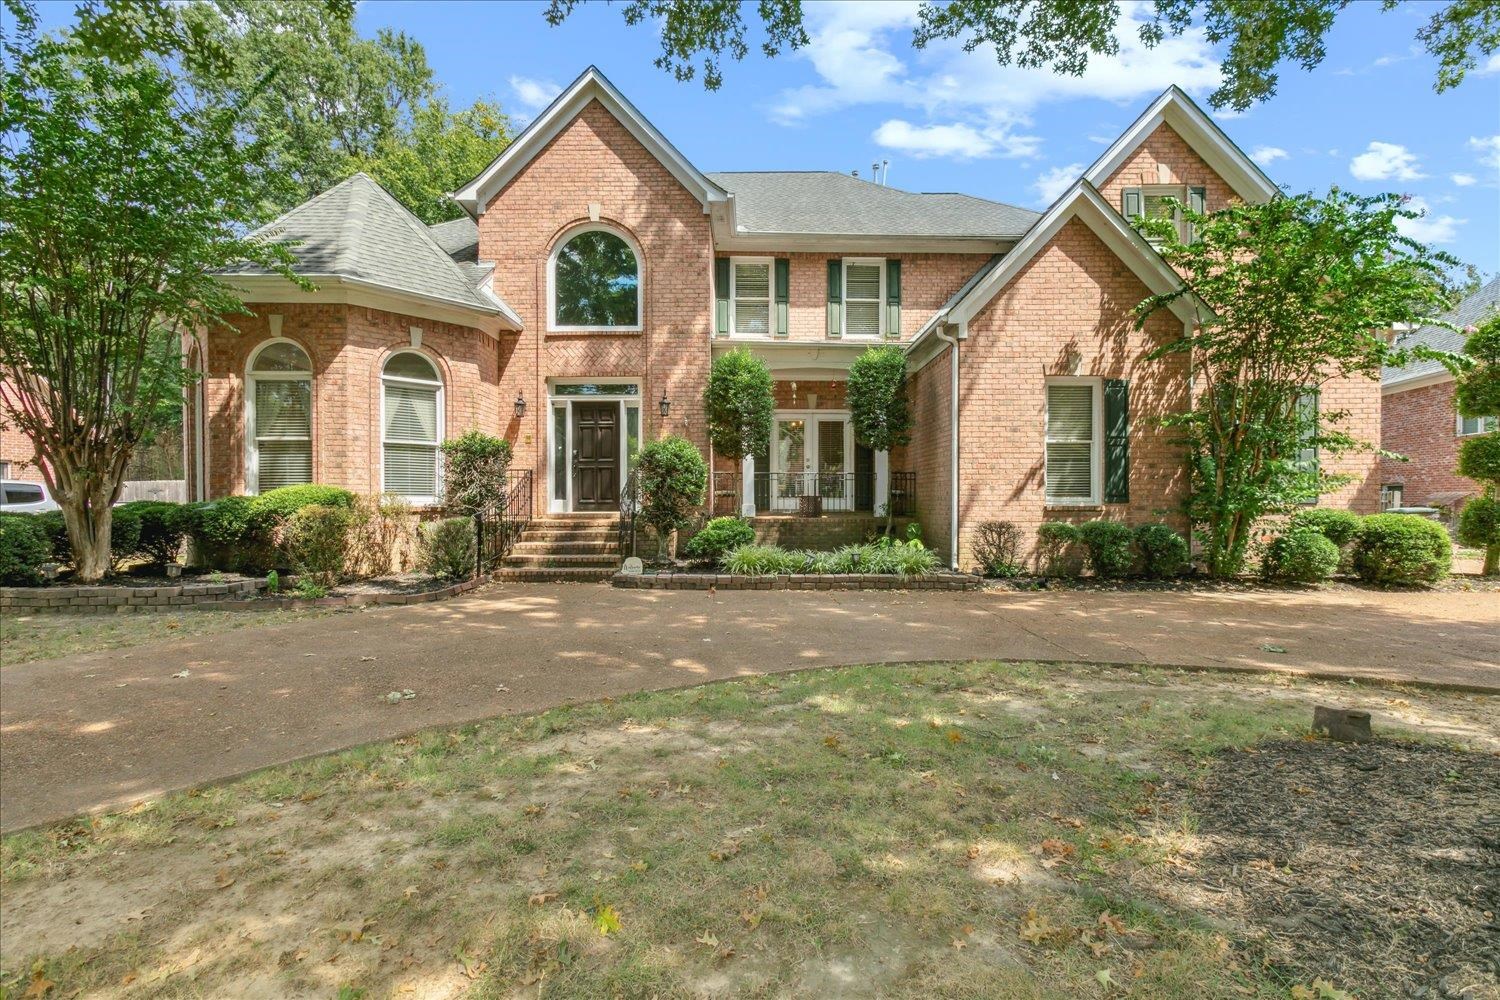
[634,436,708,560]
[847,346,914,532]
[553,231,640,326]
[545,0,1498,111]
[361,97,512,225]
[704,348,773,480]
[1454,312,1500,574]
[1136,190,1457,577]
[0,5,298,581]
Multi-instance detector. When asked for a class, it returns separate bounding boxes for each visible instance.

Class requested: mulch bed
[1154,739,1500,999]
[322,574,447,597]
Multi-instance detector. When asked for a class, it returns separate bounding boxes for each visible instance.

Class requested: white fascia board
[452,66,727,215]
[1083,86,1278,204]
[222,275,514,336]
[1382,369,1454,394]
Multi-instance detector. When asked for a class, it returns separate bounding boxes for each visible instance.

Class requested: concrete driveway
[2,582,1496,832]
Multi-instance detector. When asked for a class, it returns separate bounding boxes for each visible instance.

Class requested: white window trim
[729,255,774,339]
[547,222,644,333]
[1043,377,1104,506]
[841,257,886,339]
[244,338,313,496]
[380,350,445,506]
[1457,413,1498,437]
[1137,184,1189,243]
[545,378,644,514]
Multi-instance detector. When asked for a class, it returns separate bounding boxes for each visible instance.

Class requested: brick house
[1380,276,1500,516]
[184,67,1382,571]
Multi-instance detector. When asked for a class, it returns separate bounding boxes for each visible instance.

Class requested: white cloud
[872,119,1039,160]
[1087,134,1114,145]
[1452,173,1477,187]
[1251,145,1288,166]
[1033,163,1085,205]
[508,75,562,116]
[1396,197,1464,245]
[1477,52,1500,76]
[1349,141,1426,181]
[1469,134,1500,171]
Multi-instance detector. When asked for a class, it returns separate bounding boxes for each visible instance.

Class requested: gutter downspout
[934,324,960,571]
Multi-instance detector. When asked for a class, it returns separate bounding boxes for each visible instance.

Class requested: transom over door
[572,402,619,510]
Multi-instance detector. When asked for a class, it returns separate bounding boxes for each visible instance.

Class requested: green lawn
[2,661,1492,999]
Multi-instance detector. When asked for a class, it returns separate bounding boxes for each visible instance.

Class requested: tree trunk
[1484,543,1499,577]
[61,494,114,582]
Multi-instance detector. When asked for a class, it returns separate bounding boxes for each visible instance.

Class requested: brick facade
[1381,378,1479,507]
[1096,123,1239,218]
[0,382,43,480]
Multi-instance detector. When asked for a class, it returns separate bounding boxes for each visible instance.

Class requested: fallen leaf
[823,735,841,750]
[695,931,720,949]
[1096,968,1118,990]
[23,962,54,998]
[528,892,557,906]
[214,869,236,890]
[1260,644,1287,653]
[592,905,621,935]
[172,669,190,678]
[946,728,964,744]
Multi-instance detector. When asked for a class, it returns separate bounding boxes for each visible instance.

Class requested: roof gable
[452,66,726,216]
[1084,86,1277,203]
[1384,275,1500,387]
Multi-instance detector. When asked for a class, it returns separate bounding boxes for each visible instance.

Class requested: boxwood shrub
[117,500,192,566]
[249,484,356,524]
[0,513,51,585]
[1262,528,1340,583]
[1134,523,1190,579]
[1036,521,1083,577]
[1351,513,1451,585]
[1288,508,1362,548]
[683,517,755,563]
[1076,519,1135,578]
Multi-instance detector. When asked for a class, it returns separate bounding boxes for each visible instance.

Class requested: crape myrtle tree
[847,345,914,534]
[703,348,773,511]
[1135,190,1458,578]
[0,1,300,581]
[1454,312,1500,575]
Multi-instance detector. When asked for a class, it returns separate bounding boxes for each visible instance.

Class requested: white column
[874,449,890,516]
[741,454,757,517]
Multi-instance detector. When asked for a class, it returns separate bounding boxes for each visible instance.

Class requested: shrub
[249,484,355,525]
[683,517,755,563]
[105,506,142,571]
[1262,528,1340,583]
[1036,521,1083,577]
[420,517,476,580]
[1076,519,1135,578]
[118,500,191,566]
[1288,508,1362,548]
[720,540,939,576]
[971,520,1023,577]
[1134,523,1190,579]
[346,494,420,578]
[32,510,71,565]
[1456,494,1500,574]
[441,431,512,515]
[266,569,280,594]
[282,504,350,586]
[191,495,258,549]
[0,514,51,584]
[1351,513,1452,585]
[635,436,708,557]
[704,349,773,465]
[1457,430,1500,484]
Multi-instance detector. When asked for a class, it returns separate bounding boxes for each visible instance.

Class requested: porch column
[874,450,890,516]
[741,454,756,517]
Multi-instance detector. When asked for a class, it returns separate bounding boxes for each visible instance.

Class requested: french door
[771,413,852,510]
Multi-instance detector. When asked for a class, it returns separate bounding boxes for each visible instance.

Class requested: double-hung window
[1459,414,1498,436]
[843,258,885,337]
[1045,380,1100,504]
[382,352,443,503]
[247,340,313,493]
[731,257,772,337]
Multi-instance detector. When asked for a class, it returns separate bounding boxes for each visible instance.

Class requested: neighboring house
[1380,276,1500,515]
[190,66,1382,571]
[1,380,44,482]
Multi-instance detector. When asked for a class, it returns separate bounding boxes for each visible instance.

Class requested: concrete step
[491,567,616,583]
[509,539,620,556]
[519,526,620,542]
[502,553,620,569]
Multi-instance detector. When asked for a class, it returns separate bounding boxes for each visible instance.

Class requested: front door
[572,403,618,510]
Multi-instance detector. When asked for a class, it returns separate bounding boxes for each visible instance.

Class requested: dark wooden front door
[572,403,619,510]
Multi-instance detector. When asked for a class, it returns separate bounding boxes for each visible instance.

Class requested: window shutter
[885,259,901,339]
[1186,187,1206,243]
[1104,379,1130,503]
[1122,188,1142,220]
[715,258,730,337]
[826,259,843,338]
[774,258,790,338]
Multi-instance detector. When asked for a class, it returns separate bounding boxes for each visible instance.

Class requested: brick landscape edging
[1,577,482,614]
[612,571,980,591]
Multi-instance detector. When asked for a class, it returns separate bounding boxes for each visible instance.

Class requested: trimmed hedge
[1076,519,1135,578]
[1351,513,1451,585]
[1288,508,1361,548]
[0,513,51,585]
[117,500,192,566]
[721,540,940,577]
[1262,529,1340,583]
[684,517,755,563]
[1134,523,1190,579]
[249,484,355,523]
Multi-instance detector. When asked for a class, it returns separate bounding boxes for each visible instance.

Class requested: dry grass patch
[1,662,1494,999]
[1,608,331,666]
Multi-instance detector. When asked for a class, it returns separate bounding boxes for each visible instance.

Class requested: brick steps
[498,514,620,582]
[509,539,619,556]
[491,567,618,583]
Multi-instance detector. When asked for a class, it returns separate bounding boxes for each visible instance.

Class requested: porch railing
[709,471,915,518]
[474,469,534,575]
[618,468,639,559]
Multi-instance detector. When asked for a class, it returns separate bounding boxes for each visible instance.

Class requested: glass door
[773,418,806,510]
[816,417,848,506]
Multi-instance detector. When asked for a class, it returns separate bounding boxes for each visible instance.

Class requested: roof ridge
[337,173,373,278]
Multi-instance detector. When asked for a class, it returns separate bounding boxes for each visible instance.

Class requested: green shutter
[1122,188,1142,220]
[1186,186,1206,243]
[1104,379,1130,504]
[774,258,790,338]
[826,259,843,338]
[714,258,730,337]
[885,259,901,339]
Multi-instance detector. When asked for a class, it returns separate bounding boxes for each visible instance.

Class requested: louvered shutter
[714,258,730,337]
[885,259,901,338]
[1046,384,1095,501]
[774,258,790,337]
[254,379,312,492]
[1186,187,1206,243]
[1122,188,1142,220]
[826,259,842,338]
[1104,379,1130,503]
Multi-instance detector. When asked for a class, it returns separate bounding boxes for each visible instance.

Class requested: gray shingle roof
[707,171,1039,238]
[427,216,479,263]
[1383,276,1500,384]
[223,173,502,315]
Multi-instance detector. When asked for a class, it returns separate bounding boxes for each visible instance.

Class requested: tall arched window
[247,340,313,493]
[382,351,443,502]
[550,226,640,329]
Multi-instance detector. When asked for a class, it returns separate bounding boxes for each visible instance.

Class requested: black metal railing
[709,471,915,517]
[618,468,639,558]
[474,469,533,575]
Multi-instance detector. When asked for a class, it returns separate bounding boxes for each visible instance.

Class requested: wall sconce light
[659,391,671,418]
[514,392,526,419]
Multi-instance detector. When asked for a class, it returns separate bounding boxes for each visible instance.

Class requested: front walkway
[2,583,1495,832]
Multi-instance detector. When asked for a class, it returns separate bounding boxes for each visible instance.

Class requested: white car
[0,480,60,513]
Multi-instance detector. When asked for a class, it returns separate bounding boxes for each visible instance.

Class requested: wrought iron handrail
[473,469,533,577]
[618,468,639,559]
[708,470,915,517]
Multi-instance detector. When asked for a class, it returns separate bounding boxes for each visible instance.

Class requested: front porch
[709,469,917,519]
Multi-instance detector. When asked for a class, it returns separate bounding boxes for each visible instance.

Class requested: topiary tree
[440,430,513,516]
[1454,313,1500,575]
[847,345,914,533]
[634,436,708,561]
[703,348,772,515]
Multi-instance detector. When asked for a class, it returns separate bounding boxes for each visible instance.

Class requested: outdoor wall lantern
[659,391,671,418]
[514,392,526,419]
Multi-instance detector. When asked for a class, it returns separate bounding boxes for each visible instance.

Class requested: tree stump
[1312,706,1373,743]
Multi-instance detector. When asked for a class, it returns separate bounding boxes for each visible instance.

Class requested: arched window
[247,340,313,493]
[382,351,443,502]
[550,226,640,329]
